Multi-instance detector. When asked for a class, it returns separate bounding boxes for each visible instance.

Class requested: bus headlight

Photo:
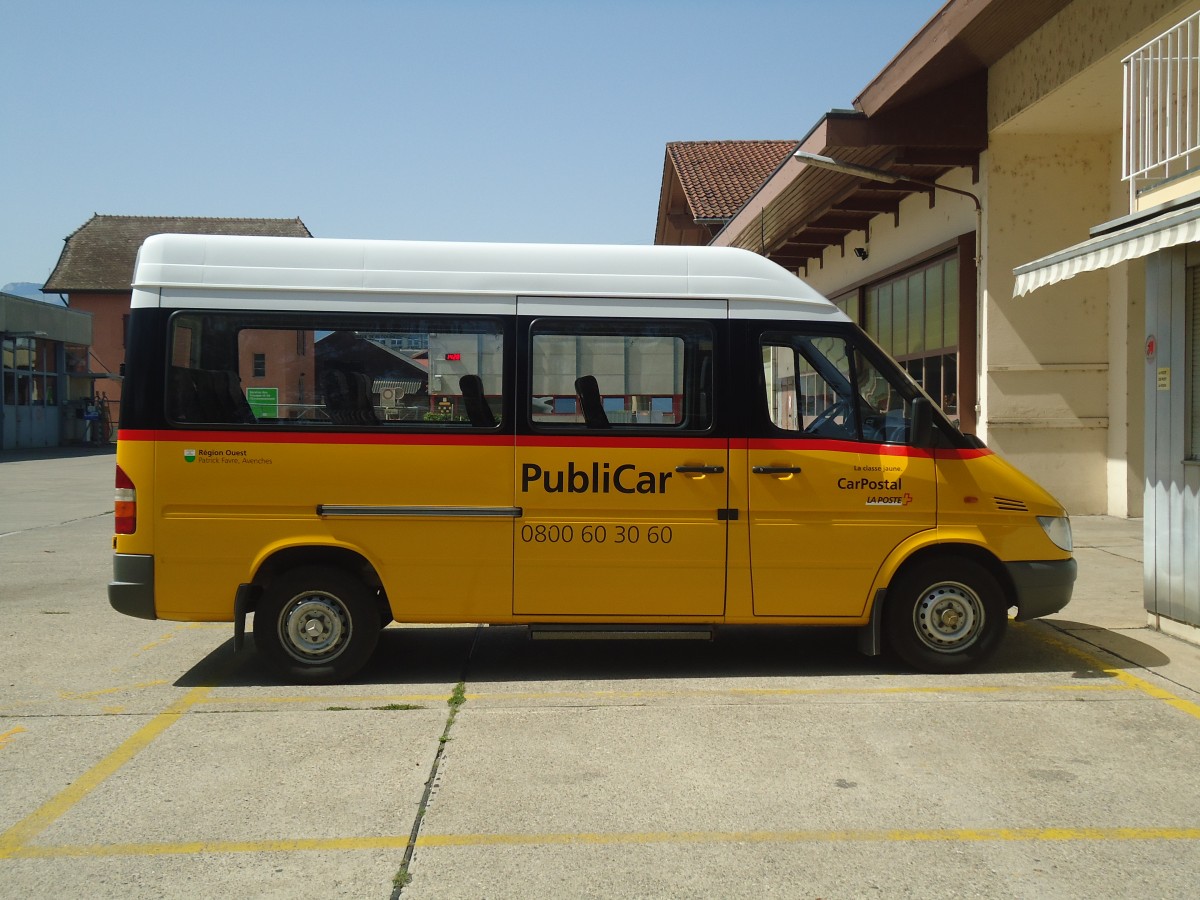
[1037,515,1073,552]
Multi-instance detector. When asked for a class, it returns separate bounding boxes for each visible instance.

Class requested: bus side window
[529,319,713,432]
[167,365,255,424]
[760,329,919,445]
[574,375,611,429]
[321,369,380,426]
[458,374,496,427]
[761,344,800,432]
[168,366,203,422]
[167,312,506,428]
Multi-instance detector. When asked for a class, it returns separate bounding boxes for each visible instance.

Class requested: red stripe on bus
[116,429,513,447]
[115,430,721,450]
[746,438,991,460]
[748,438,931,458]
[117,430,992,460]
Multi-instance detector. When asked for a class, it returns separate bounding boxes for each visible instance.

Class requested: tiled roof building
[654,140,796,245]
[44,215,312,293]
[42,215,312,416]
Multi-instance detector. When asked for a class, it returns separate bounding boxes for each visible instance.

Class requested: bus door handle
[675,465,725,475]
[753,466,802,475]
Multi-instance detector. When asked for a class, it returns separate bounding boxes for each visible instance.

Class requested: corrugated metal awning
[372,380,424,396]
[1013,198,1200,297]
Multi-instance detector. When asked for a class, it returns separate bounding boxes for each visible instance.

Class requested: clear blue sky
[2,0,944,287]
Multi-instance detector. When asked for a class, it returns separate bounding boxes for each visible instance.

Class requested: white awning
[1013,200,1200,297]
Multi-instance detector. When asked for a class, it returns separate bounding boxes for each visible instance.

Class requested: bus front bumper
[109,554,157,620]
[1008,558,1077,621]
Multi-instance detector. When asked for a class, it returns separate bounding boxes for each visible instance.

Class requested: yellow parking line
[7,836,410,859]
[1025,624,1200,721]
[414,826,1200,848]
[0,726,27,747]
[461,683,1133,702]
[135,624,225,655]
[0,686,210,859]
[58,680,168,700]
[9,824,1200,859]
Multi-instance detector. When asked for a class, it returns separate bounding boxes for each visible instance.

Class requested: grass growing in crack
[438,681,467,743]
[392,677,471,896]
[393,865,412,890]
[325,704,426,712]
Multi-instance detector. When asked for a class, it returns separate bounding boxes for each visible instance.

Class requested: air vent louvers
[994,496,1029,512]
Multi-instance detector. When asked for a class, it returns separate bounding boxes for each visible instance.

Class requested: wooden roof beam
[770,249,823,265]
[833,196,902,215]
[891,147,982,171]
[790,227,853,242]
[831,195,903,228]
[811,211,874,230]
[779,241,831,254]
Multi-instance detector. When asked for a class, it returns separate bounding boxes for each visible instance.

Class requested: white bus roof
[131,233,845,320]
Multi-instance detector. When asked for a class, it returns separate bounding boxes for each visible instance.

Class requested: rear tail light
[115,465,137,534]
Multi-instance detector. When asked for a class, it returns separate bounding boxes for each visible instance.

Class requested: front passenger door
[747,328,936,618]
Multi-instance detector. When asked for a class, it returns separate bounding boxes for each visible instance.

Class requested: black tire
[254,566,380,684]
[884,557,1008,673]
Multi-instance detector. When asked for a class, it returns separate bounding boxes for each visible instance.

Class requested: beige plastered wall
[977,0,1195,516]
[982,133,1118,516]
[988,0,1192,130]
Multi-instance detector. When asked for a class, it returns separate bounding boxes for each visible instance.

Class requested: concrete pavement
[1050,515,1200,703]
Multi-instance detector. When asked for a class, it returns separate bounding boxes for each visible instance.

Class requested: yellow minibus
[109,234,1075,682]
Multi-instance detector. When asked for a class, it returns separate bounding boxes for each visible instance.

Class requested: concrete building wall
[989,0,1191,132]
[982,132,1117,514]
[68,292,129,410]
[974,0,1198,516]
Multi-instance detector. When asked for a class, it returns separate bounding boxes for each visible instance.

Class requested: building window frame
[2,335,59,407]
[833,236,977,433]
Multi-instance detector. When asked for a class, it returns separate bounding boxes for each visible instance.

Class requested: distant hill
[2,282,66,305]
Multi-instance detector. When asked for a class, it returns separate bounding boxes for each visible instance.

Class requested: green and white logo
[183,448,197,463]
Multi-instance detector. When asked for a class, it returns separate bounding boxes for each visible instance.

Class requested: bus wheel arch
[253,546,390,620]
[881,545,1013,673]
[250,548,390,684]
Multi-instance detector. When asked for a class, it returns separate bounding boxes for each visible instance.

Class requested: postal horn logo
[183,448,196,463]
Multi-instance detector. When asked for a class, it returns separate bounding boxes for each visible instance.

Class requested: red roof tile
[667,141,797,220]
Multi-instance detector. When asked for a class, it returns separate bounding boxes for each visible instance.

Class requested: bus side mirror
[910,398,933,449]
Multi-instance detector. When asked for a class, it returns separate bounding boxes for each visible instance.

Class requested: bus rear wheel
[254,566,380,684]
[884,558,1008,673]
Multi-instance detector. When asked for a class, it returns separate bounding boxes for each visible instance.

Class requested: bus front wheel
[254,566,380,684]
[884,558,1008,673]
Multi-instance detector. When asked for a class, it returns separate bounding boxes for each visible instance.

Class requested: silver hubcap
[279,591,350,663]
[912,581,984,653]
